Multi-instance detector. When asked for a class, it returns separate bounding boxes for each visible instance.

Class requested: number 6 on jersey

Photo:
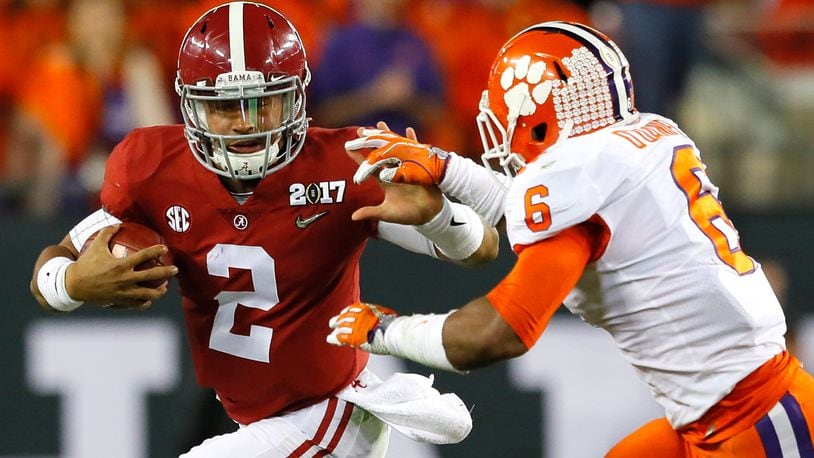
[671,146,755,275]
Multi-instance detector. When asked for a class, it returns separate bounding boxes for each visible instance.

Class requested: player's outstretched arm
[373,196,500,266]
[348,123,499,265]
[30,226,178,312]
[346,123,506,227]
[326,297,526,372]
[327,225,597,371]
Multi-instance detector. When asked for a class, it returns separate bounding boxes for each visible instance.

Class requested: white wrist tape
[37,257,83,312]
[415,198,484,260]
[382,312,465,373]
[440,153,507,227]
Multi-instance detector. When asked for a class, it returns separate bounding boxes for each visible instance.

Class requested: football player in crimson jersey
[328,22,814,457]
[29,2,496,456]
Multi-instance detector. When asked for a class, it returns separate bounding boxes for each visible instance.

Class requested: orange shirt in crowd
[0,3,67,172]
[19,46,102,166]
[754,0,814,67]
[128,0,191,87]
[408,0,590,157]
[407,0,511,156]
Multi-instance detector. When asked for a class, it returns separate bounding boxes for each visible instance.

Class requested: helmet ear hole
[531,123,547,142]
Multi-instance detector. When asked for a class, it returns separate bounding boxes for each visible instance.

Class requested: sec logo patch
[166,205,191,232]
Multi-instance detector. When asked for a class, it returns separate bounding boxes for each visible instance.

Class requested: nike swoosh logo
[296,211,328,229]
[450,217,466,227]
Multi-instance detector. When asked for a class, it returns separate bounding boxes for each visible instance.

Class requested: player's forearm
[377,199,499,265]
[442,297,527,370]
[445,225,499,267]
[440,154,507,227]
[376,297,525,372]
[414,199,493,262]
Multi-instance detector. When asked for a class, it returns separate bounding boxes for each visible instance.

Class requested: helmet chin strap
[501,103,527,175]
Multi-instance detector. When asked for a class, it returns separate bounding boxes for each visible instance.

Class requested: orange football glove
[326,302,399,354]
[346,129,450,186]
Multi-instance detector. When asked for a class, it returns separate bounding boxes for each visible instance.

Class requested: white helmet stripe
[523,21,634,120]
[228,2,246,72]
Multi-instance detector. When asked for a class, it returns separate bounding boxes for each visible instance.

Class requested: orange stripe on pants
[606,352,814,457]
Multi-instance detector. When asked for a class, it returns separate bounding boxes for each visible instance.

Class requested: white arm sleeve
[439,153,507,227]
[377,222,439,258]
[383,312,464,373]
[68,209,122,252]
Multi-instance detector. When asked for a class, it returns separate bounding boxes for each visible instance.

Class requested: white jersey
[503,113,787,428]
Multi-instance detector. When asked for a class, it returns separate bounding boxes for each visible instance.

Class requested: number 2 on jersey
[671,146,755,275]
[207,244,279,363]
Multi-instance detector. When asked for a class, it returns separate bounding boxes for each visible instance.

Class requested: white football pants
[180,393,390,457]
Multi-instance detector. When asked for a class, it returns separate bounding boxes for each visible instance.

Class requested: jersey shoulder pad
[504,155,603,247]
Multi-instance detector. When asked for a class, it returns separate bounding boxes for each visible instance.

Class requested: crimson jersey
[100,125,384,424]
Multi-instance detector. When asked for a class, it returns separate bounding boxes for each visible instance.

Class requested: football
[81,222,173,288]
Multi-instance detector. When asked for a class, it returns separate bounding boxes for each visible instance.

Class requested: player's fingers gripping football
[107,244,177,290]
[129,261,178,287]
[124,244,169,268]
[70,233,176,307]
[347,130,449,186]
[83,225,120,256]
[67,260,166,307]
[326,302,398,354]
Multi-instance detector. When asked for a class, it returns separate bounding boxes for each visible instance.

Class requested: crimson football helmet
[176,2,311,180]
[477,21,636,180]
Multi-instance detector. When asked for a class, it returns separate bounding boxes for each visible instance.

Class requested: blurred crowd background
[1,0,813,218]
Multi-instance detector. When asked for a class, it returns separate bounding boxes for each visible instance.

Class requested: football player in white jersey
[327,21,814,456]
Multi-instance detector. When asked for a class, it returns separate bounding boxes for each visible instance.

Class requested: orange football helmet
[477,21,636,179]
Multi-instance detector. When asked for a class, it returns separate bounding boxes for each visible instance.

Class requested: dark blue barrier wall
[1,211,811,457]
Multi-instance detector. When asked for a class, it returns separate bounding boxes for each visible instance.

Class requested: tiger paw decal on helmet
[500,55,553,119]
